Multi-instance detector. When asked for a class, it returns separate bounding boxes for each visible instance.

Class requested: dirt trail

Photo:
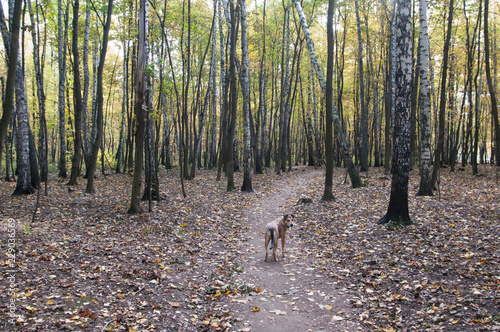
[229,167,363,332]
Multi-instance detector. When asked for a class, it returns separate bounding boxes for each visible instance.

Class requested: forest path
[229,166,363,332]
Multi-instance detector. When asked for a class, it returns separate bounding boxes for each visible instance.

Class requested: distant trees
[0,0,498,220]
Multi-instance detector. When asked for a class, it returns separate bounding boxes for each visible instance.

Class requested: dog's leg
[264,233,269,261]
[281,235,286,258]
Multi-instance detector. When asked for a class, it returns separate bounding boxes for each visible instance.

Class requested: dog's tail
[269,229,275,250]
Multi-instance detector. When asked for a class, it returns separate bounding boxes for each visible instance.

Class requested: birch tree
[378,0,412,225]
[416,0,433,196]
[240,0,253,192]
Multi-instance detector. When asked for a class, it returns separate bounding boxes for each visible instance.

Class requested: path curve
[230,167,363,332]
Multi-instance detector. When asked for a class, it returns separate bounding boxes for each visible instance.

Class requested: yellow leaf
[47,300,53,305]
[252,306,260,312]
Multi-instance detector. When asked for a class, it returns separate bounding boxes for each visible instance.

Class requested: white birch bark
[417,0,433,196]
[379,0,413,224]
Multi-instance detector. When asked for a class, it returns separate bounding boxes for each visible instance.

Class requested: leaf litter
[0,165,498,331]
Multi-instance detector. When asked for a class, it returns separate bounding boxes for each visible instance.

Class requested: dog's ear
[283,214,288,219]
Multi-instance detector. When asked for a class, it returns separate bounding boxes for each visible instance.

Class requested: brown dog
[264,214,294,262]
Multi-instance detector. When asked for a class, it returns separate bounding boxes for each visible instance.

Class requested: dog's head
[283,214,295,228]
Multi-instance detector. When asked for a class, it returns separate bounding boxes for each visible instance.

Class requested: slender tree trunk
[278,5,290,174]
[116,40,128,174]
[355,0,368,173]
[14,51,39,194]
[86,0,113,193]
[385,0,398,176]
[208,0,218,170]
[240,0,253,192]
[365,9,380,168]
[0,0,21,163]
[82,0,91,167]
[129,0,146,213]
[226,0,238,192]
[322,0,336,201]
[378,0,412,225]
[256,0,267,174]
[484,0,500,166]
[431,0,454,188]
[57,0,69,178]
[191,8,216,179]
[216,0,226,180]
[416,0,433,196]
[27,0,48,183]
[68,0,83,186]
[13,85,34,195]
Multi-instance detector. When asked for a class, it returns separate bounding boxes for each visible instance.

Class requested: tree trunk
[240,0,253,192]
[226,0,238,192]
[129,0,146,213]
[355,0,368,173]
[364,8,380,168]
[13,59,36,195]
[431,0,454,188]
[378,0,413,226]
[57,0,69,178]
[294,0,364,188]
[484,0,500,166]
[83,0,91,168]
[86,0,113,193]
[192,7,216,179]
[323,0,336,201]
[416,0,433,196]
[0,0,21,167]
[116,39,128,174]
[256,0,267,174]
[27,0,48,183]
[68,0,83,186]
[278,5,290,174]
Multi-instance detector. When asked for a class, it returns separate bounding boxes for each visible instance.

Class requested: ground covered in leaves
[0,165,499,331]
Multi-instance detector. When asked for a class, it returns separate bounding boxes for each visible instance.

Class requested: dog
[264,214,295,262]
